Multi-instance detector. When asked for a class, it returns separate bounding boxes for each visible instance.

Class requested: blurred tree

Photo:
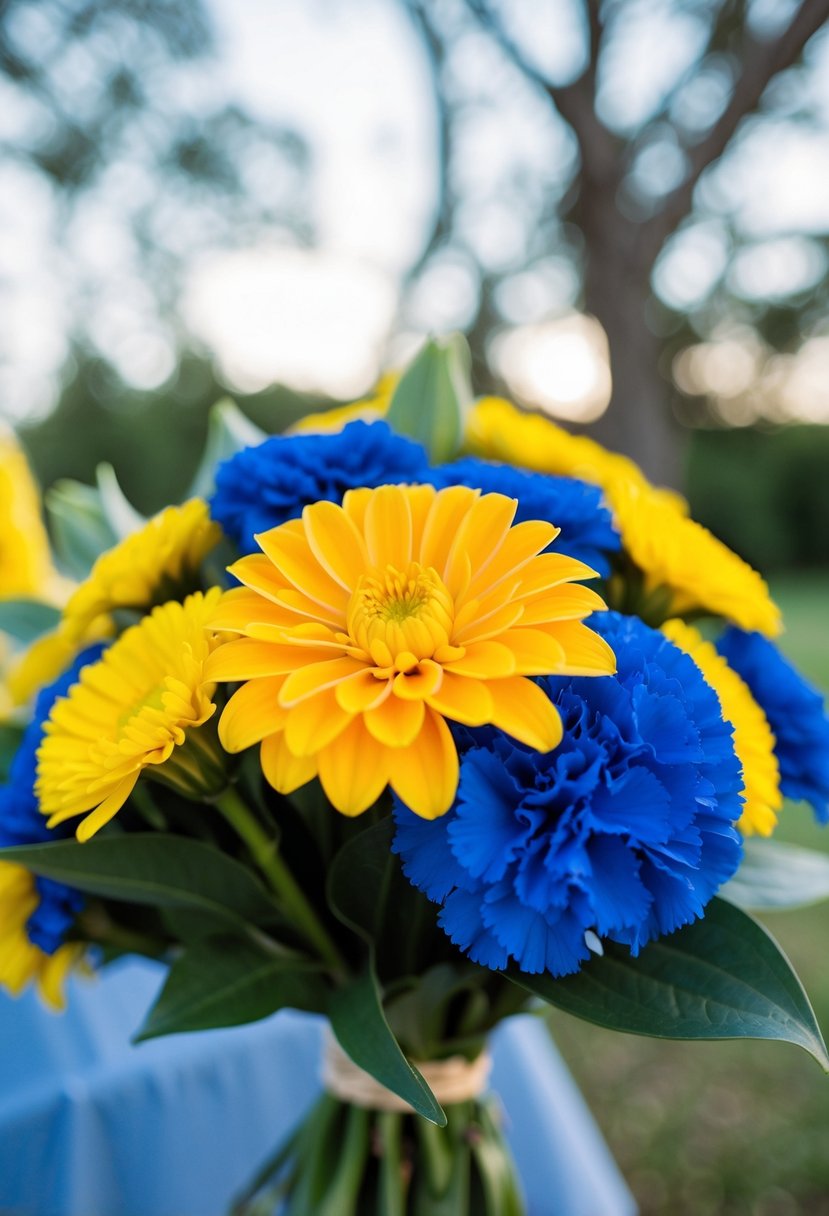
[0,0,311,385]
[405,0,829,484]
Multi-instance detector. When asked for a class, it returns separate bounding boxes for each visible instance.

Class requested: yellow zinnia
[37,590,225,842]
[207,483,615,819]
[662,619,782,836]
[466,396,780,637]
[466,395,650,502]
[61,499,222,643]
[612,481,781,636]
[0,863,81,1008]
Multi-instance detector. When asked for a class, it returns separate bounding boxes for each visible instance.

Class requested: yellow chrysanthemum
[207,483,615,819]
[60,499,222,643]
[0,429,65,602]
[37,590,225,842]
[613,481,781,636]
[466,396,652,500]
[466,396,780,636]
[662,619,782,836]
[289,372,397,435]
[0,863,81,1009]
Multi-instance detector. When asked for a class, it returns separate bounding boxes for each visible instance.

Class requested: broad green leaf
[327,816,434,982]
[510,899,829,1070]
[721,838,829,911]
[385,335,471,463]
[189,398,266,499]
[46,478,118,578]
[135,934,327,1040]
[329,967,446,1126]
[327,817,395,943]
[0,600,61,644]
[0,833,279,927]
[96,462,145,538]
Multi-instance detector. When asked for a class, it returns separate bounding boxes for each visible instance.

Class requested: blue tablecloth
[0,959,636,1216]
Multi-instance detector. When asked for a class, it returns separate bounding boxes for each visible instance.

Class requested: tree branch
[463,0,619,185]
[642,0,829,262]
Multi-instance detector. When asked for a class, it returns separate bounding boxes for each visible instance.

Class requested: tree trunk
[581,225,683,490]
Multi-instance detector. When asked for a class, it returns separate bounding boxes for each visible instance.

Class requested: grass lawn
[550,571,829,1216]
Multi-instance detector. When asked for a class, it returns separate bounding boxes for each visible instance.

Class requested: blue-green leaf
[385,335,471,463]
[329,966,446,1126]
[721,838,829,911]
[510,898,829,1070]
[0,599,61,644]
[46,478,118,578]
[96,462,145,538]
[135,934,326,1041]
[189,398,266,499]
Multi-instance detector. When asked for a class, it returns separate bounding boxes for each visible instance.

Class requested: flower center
[347,562,454,663]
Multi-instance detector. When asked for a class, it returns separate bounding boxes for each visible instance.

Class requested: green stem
[213,786,345,974]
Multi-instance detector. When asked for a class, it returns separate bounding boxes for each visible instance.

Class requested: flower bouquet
[1,337,829,1215]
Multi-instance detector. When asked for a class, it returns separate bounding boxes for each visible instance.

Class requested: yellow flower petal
[488,676,564,752]
[364,484,414,569]
[260,732,318,794]
[335,670,393,714]
[443,640,516,679]
[388,709,458,820]
[257,521,348,615]
[393,659,444,701]
[279,656,367,707]
[284,688,352,757]
[425,671,494,726]
[317,718,389,816]
[364,693,425,747]
[302,500,369,591]
[75,774,139,842]
[219,677,288,753]
[545,621,616,676]
[497,628,567,675]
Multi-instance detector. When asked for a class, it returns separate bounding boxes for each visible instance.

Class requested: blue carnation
[717,628,829,823]
[0,644,105,953]
[427,458,620,575]
[210,420,431,551]
[393,612,743,977]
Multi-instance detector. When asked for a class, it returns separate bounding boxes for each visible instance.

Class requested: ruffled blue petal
[393,612,743,979]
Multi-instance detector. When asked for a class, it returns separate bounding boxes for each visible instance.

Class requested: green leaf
[95,462,145,538]
[0,833,279,927]
[329,967,446,1126]
[189,398,267,499]
[385,335,471,463]
[135,934,327,1040]
[510,899,829,1070]
[0,599,61,644]
[721,838,829,911]
[326,817,396,943]
[46,478,118,578]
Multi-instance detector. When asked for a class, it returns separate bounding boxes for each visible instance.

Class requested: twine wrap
[321,1029,492,1112]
